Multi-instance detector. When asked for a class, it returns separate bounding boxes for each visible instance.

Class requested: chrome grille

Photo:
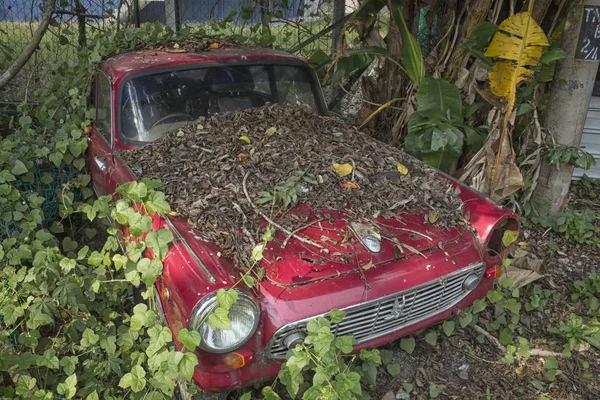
[266,262,484,359]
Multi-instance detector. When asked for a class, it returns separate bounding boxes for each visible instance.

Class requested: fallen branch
[0,0,56,90]
[282,219,323,248]
[472,325,565,358]
[472,324,506,353]
[242,172,325,250]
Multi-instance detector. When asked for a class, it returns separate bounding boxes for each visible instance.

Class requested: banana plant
[484,5,549,197]
[352,0,424,85]
[404,77,486,172]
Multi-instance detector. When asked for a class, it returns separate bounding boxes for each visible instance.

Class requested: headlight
[189,290,259,353]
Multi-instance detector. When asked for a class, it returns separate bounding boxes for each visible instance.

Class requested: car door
[88,73,113,196]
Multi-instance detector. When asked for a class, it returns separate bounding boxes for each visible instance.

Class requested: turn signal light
[485,265,503,279]
[224,351,253,369]
[160,288,170,302]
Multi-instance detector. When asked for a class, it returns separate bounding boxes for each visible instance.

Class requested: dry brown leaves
[121,104,465,269]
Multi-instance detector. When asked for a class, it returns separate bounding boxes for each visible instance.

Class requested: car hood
[260,205,466,287]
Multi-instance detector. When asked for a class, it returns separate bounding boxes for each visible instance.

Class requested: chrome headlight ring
[189,289,259,353]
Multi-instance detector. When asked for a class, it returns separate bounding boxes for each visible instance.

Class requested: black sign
[577,6,600,60]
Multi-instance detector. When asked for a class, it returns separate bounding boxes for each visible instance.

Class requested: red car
[87,45,519,393]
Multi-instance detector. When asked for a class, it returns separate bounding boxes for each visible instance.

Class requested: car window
[119,64,322,146]
[96,74,112,143]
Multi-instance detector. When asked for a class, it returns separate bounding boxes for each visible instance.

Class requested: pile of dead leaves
[121,104,465,269]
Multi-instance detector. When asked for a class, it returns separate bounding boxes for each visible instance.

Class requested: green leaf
[178,328,201,351]
[0,170,16,183]
[81,328,99,347]
[208,307,231,330]
[424,331,438,346]
[216,288,238,310]
[137,257,163,285]
[429,383,441,398]
[178,352,199,381]
[459,312,473,328]
[56,374,77,399]
[403,382,414,393]
[386,363,401,377]
[545,356,558,370]
[11,160,28,175]
[328,308,347,324]
[400,337,416,354]
[16,376,36,396]
[242,275,255,288]
[85,391,99,400]
[486,290,504,303]
[380,349,394,365]
[1,304,24,325]
[392,4,424,85]
[145,228,174,259]
[472,299,487,313]
[334,335,354,353]
[416,77,463,122]
[499,328,513,346]
[442,320,455,337]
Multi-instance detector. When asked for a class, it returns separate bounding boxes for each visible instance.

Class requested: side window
[96,74,112,143]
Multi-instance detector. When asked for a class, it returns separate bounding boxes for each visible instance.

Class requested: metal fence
[0,0,442,103]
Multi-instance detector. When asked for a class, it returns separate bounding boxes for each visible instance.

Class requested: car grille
[266,262,484,359]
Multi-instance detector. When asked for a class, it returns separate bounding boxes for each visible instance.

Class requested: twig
[242,172,324,250]
[282,219,323,247]
[232,202,256,248]
[529,349,565,358]
[472,325,565,358]
[472,324,506,353]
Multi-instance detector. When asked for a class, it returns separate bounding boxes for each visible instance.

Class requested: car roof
[100,45,307,78]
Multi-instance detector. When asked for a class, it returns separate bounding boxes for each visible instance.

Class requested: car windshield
[119,64,322,145]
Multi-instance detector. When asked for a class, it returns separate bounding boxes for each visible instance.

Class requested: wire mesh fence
[0,0,444,104]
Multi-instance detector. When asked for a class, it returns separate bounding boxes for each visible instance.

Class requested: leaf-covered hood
[260,205,466,287]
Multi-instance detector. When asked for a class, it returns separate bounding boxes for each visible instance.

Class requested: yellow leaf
[362,260,373,270]
[239,135,251,143]
[332,163,353,177]
[396,163,408,175]
[173,43,180,49]
[265,127,277,136]
[488,61,535,98]
[176,129,184,137]
[485,12,549,99]
[501,229,519,247]
[428,211,438,224]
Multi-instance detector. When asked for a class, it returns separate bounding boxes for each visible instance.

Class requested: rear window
[119,64,322,146]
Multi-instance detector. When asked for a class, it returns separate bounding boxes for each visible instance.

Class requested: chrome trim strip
[265,261,485,359]
[162,215,217,283]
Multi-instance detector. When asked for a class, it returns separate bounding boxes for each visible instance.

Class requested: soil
[121,104,465,270]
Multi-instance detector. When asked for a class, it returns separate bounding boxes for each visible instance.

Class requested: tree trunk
[442,0,492,83]
[533,0,600,217]
[0,0,56,91]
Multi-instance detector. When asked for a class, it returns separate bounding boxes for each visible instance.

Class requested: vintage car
[87,45,519,393]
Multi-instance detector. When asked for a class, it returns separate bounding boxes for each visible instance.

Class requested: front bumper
[159,276,494,393]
